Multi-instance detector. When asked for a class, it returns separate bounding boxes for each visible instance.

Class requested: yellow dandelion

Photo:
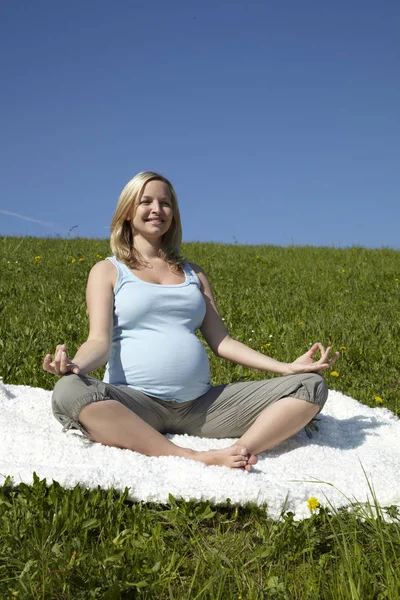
[330,371,339,377]
[71,258,76,264]
[339,346,347,351]
[78,258,84,261]
[298,321,304,326]
[341,269,346,272]
[307,497,320,511]
[261,343,271,348]
[256,255,260,259]
[395,278,399,282]
[34,256,41,262]
[375,396,383,404]
[96,254,103,259]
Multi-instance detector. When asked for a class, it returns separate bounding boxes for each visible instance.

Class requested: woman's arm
[43,260,115,376]
[193,264,338,375]
[71,260,115,373]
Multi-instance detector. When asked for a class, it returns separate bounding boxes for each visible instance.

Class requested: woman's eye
[140,199,171,207]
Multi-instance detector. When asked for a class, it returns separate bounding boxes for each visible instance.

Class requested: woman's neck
[132,235,162,263]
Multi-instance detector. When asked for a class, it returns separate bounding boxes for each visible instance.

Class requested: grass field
[1,236,399,598]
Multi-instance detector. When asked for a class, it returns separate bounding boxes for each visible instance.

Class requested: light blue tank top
[103,256,212,402]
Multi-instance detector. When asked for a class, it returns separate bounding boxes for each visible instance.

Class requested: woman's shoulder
[187,262,206,276]
[90,257,116,273]
[186,262,210,287]
[88,258,118,287]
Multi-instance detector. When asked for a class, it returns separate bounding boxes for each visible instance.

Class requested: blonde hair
[110,171,184,270]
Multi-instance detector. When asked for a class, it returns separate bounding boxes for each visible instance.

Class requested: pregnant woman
[44,171,338,471]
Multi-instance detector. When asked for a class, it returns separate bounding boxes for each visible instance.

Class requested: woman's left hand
[286,343,339,375]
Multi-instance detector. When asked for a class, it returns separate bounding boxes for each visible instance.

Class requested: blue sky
[1,0,399,247]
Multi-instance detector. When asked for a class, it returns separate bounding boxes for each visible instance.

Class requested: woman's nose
[151,201,162,212]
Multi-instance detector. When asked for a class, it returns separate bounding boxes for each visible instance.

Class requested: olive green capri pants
[52,373,328,439]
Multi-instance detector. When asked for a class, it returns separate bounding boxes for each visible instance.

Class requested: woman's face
[131,179,174,240]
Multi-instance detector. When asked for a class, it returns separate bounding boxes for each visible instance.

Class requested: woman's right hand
[43,344,81,376]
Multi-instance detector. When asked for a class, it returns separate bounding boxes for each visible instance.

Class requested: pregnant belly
[109,331,211,401]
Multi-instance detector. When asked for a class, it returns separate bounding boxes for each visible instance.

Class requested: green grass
[1,236,400,598]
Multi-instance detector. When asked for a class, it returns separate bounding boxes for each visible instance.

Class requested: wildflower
[298,321,304,326]
[261,343,271,348]
[307,497,320,511]
[340,346,347,351]
[96,254,103,259]
[330,371,339,377]
[71,258,76,264]
[34,256,41,262]
[341,269,346,272]
[395,278,399,282]
[79,258,84,261]
[375,396,383,404]
[256,255,260,259]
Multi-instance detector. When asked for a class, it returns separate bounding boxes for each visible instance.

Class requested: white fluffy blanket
[1,379,400,520]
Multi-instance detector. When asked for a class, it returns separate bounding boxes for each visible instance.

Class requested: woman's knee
[52,374,81,414]
[51,375,75,429]
[304,373,329,409]
[51,373,104,427]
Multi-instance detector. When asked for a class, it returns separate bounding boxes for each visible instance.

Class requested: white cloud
[0,210,58,231]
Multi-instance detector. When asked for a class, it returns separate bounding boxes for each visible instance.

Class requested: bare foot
[192,445,258,471]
